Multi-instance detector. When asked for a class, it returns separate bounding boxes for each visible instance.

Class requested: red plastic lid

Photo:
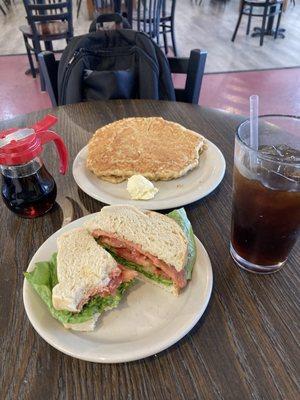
[0,115,68,174]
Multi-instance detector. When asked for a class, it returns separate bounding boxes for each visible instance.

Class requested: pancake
[86,117,207,183]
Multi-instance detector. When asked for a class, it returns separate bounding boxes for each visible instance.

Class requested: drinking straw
[250,95,259,151]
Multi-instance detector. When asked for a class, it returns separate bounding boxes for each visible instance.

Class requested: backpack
[88,13,131,32]
[57,29,176,105]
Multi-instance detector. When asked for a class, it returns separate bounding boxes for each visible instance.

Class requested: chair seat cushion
[19,21,68,39]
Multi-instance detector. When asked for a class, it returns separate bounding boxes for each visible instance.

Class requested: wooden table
[0,100,299,400]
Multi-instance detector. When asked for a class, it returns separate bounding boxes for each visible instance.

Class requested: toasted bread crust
[85,205,188,272]
[52,228,117,312]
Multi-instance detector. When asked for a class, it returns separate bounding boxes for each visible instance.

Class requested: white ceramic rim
[23,215,213,363]
[72,140,226,210]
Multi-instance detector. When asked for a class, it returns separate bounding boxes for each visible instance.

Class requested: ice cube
[258,166,299,191]
[259,144,300,163]
[257,145,300,191]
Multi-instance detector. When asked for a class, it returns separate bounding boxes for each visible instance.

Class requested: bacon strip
[92,230,187,289]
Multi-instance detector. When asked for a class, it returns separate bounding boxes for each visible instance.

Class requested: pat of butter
[127,175,159,200]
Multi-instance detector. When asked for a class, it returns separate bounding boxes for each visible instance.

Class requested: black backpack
[88,13,132,32]
[57,29,176,105]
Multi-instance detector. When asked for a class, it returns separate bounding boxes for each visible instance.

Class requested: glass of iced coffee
[230,115,300,273]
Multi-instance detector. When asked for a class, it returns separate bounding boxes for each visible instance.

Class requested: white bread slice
[85,205,188,272]
[63,313,100,331]
[52,227,117,312]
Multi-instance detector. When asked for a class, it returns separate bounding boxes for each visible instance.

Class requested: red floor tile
[0,55,51,121]
[200,68,300,117]
[0,55,299,122]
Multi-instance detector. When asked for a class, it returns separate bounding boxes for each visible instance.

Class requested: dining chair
[130,0,164,44]
[89,12,131,32]
[19,0,73,81]
[160,0,177,56]
[231,0,284,46]
[168,49,207,104]
[123,0,177,55]
[1,0,12,15]
[0,2,6,15]
[38,34,207,106]
[77,0,114,18]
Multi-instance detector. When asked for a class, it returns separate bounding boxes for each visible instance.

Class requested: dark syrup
[1,164,57,218]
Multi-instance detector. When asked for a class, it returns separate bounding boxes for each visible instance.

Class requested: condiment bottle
[0,115,68,218]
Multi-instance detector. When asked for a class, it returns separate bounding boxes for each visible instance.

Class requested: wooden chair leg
[171,22,178,57]
[3,0,10,9]
[0,4,6,15]
[32,39,45,91]
[39,68,46,91]
[77,0,82,18]
[274,6,282,39]
[156,33,160,46]
[44,41,53,51]
[246,6,253,35]
[232,11,243,42]
[260,5,268,46]
[162,24,168,54]
[33,43,39,63]
[23,35,36,78]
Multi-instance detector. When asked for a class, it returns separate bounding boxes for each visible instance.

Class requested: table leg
[251,4,285,39]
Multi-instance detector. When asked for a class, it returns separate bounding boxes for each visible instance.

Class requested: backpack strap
[89,13,131,33]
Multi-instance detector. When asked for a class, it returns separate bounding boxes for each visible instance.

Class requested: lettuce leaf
[25,253,134,325]
[167,208,196,280]
[24,207,196,325]
[102,245,173,286]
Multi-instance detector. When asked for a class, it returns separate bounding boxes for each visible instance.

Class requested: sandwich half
[85,205,196,295]
[25,228,137,331]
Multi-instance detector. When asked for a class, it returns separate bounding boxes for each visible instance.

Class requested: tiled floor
[200,68,300,116]
[0,55,299,122]
[0,55,51,121]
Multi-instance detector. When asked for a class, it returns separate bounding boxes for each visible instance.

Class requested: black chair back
[168,49,207,104]
[131,0,164,42]
[22,0,73,40]
[95,0,114,7]
[39,46,207,107]
[162,0,176,19]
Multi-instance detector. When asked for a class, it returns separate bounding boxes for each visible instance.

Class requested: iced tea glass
[230,115,300,273]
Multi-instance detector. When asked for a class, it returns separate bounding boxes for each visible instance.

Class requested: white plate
[23,214,213,363]
[72,140,226,210]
